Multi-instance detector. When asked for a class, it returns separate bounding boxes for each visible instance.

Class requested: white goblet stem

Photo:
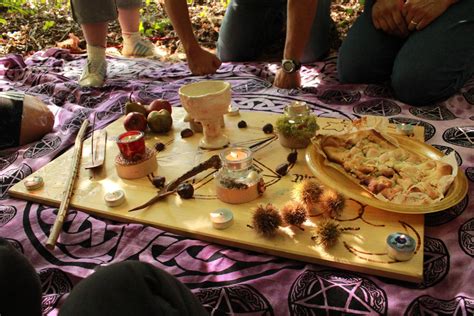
[199,118,229,149]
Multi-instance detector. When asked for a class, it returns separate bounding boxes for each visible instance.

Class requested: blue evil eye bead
[386,232,416,261]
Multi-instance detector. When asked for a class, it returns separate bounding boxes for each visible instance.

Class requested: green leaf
[0,18,6,25]
[42,20,55,31]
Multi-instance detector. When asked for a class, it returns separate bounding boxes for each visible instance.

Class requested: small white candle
[24,176,44,191]
[210,208,234,229]
[104,190,126,207]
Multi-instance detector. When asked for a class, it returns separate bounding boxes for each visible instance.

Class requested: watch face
[282,60,295,73]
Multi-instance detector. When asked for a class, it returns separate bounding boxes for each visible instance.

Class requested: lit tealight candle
[386,232,416,261]
[221,147,253,171]
[210,208,234,230]
[225,150,249,161]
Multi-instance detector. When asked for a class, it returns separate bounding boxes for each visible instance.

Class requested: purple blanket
[1,49,473,315]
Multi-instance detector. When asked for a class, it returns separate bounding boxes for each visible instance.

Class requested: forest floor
[0,1,363,60]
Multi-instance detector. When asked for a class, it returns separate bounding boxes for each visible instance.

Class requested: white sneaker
[79,58,107,88]
[122,33,158,58]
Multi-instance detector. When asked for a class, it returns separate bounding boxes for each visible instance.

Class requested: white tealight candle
[104,190,126,207]
[24,176,44,191]
[210,208,234,230]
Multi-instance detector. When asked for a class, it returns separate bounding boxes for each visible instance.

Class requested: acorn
[250,204,283,238]
[276,162,290,176]
[262,123,274,134]
[281,201,307,230]
[154,142,165,152]
[181,128,194,138]
[287,150,298,164]
[177,183,194,199]
[320,189,346,218]
[238,120,247,128]
[292,180,324,211]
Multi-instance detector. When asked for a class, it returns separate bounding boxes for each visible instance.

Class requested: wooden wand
[46,119,89,250]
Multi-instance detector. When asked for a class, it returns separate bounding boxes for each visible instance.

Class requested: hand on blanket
[187,46,222,75]
[402,0,454,31]
[274,69,301,89]
[372,0,409,37]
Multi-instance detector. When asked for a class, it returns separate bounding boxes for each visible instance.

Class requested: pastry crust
[316,129,454,205]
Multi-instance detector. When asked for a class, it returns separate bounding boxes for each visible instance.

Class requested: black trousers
[0,238,207,316]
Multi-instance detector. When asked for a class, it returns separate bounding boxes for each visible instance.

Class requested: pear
[147,109,173,133]
[125,101,147,116]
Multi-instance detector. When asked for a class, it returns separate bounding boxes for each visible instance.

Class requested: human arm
[402,0,457,31]
[163,0,221,75]
[0,92,54,150]
[274,0,318,89]
[372,0,409,37]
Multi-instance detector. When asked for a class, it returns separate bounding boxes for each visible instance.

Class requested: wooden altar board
[10,108,425,282]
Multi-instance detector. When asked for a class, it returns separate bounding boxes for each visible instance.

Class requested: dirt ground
[0,0,363,59]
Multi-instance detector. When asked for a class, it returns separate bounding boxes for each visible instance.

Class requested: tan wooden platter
[10,109,427,282]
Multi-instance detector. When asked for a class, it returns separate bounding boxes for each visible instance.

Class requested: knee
[337,47,370,83]
[391,66,457,106]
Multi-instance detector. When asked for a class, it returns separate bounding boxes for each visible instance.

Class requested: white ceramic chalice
[179,80,231,149]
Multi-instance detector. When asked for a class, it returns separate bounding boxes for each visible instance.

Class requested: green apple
[147,109,173,133]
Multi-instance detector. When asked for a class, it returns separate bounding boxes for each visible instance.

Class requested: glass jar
[277,101,318,149]
[215,147,265,204]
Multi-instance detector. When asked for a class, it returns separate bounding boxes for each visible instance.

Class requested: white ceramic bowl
[178,80,231,120]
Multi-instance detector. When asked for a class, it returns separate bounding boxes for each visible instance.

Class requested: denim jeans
[217,0,332,63]
[337,0,474,106]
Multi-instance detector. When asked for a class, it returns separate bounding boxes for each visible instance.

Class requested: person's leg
[117,0,158,57]
[59,261,207,316]
[300,0,332,63]
[0,238,42,316]
[70,0,116,87]
[337,0,405,83]
[391,0,474,106]
[217,0,286,62]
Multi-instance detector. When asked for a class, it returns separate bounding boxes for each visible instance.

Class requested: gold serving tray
[306,134,468,214]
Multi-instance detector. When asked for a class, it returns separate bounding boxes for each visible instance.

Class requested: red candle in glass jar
[116,131,145,161]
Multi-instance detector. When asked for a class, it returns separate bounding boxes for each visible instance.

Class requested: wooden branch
[46,119,89,250]
[128,154,221,212]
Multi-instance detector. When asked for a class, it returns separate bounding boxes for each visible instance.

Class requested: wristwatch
[281,59,301,73]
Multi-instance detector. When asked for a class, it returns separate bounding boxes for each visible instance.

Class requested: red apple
[123,112,147,132]
[145,99,172,114]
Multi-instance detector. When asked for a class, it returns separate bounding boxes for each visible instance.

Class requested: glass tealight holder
[215,147,265,204]
[277,101,318,149]
[116,130,146,161]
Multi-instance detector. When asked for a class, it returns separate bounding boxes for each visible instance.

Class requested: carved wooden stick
[46,119,89,250]
[128,154,221,212]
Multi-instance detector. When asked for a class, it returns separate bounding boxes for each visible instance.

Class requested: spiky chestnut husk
[312,219,341,248]
[281,201,307,227]
[252,204,282,237]
[320,189,346,218]
[292,180,324,208]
